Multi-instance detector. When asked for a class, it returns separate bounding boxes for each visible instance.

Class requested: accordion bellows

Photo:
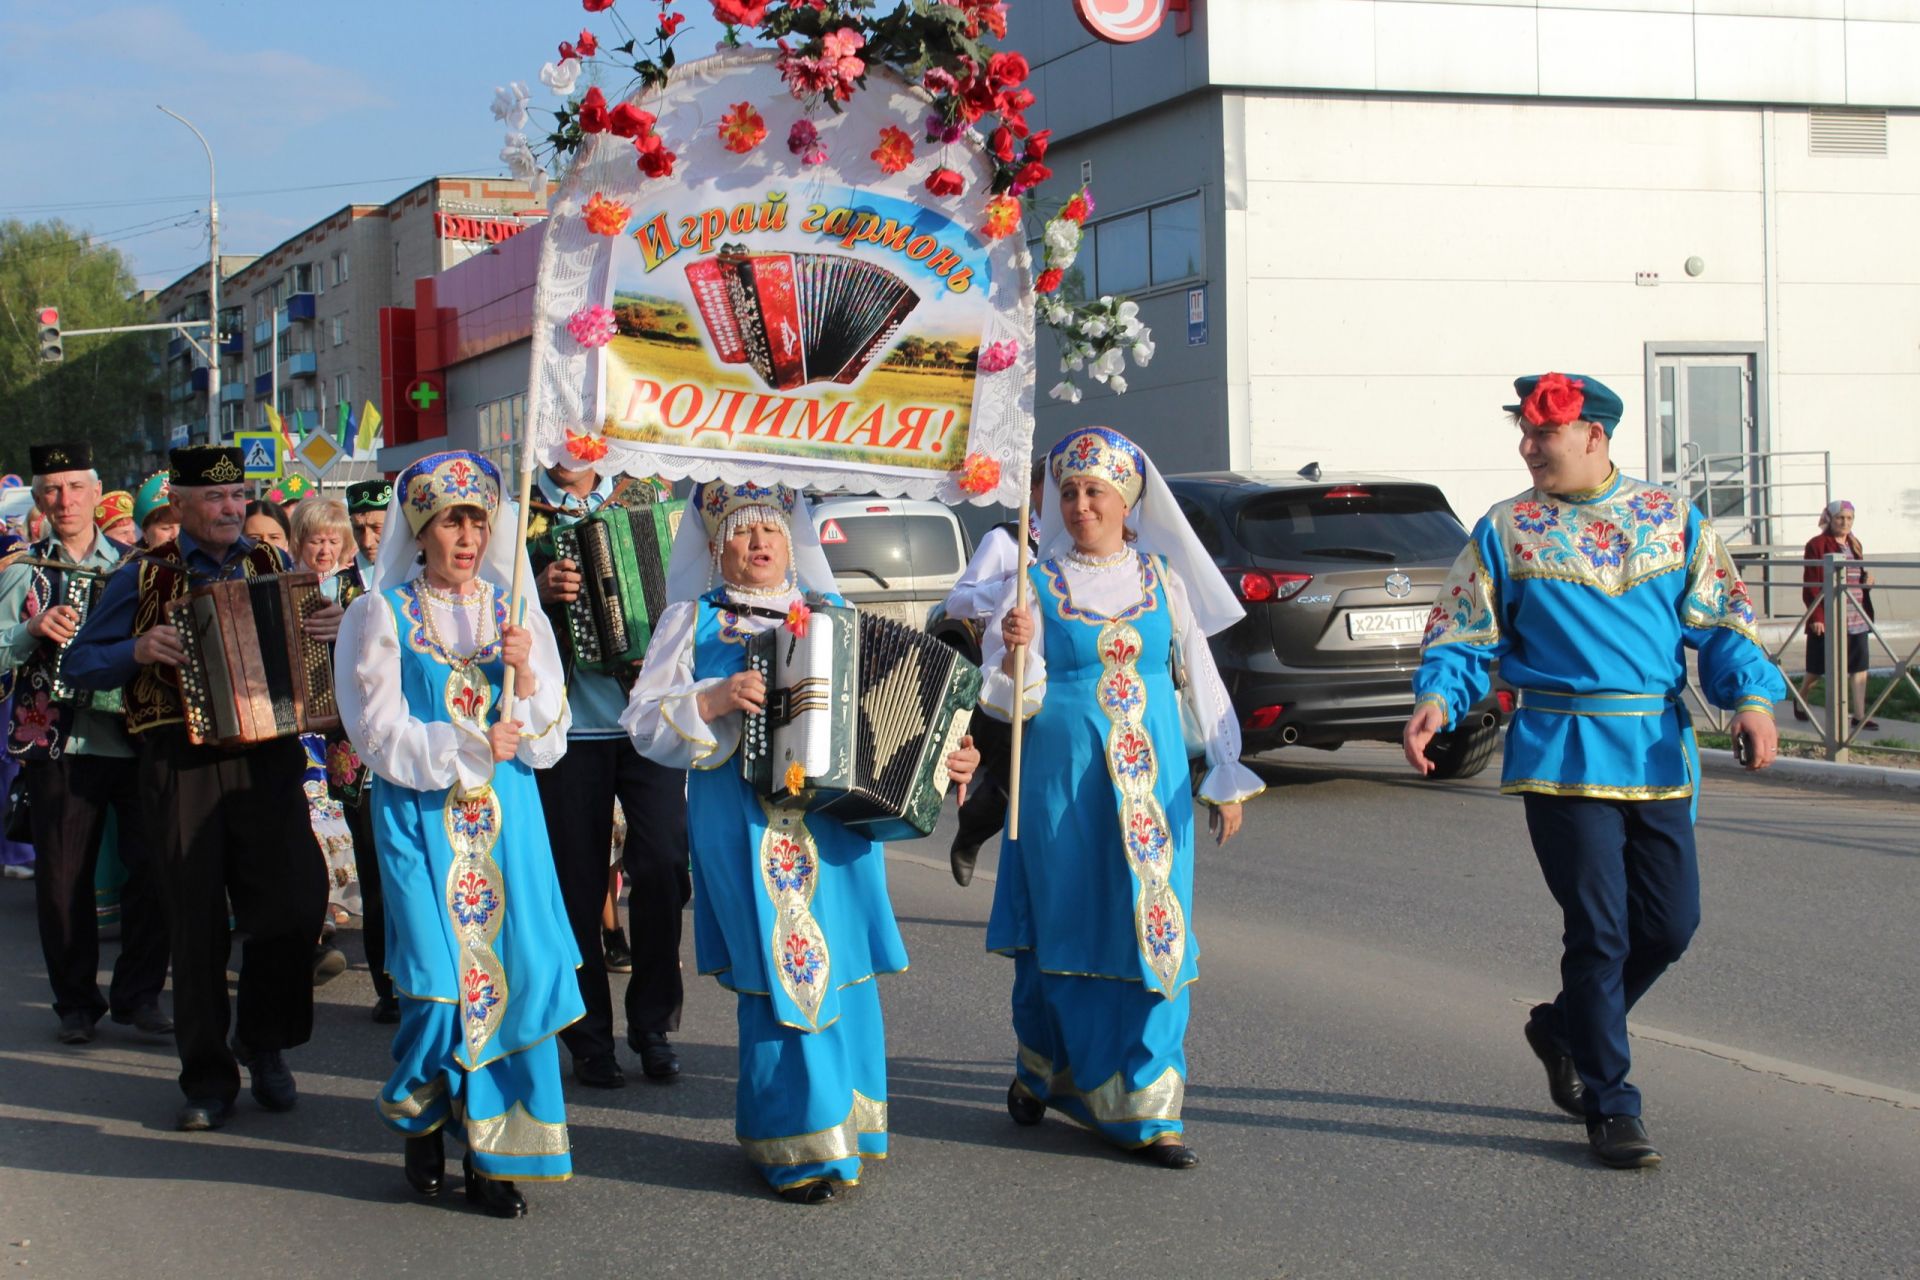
[169,572,340,746]
[551,499,683,673]
[686,248,920,391]
[742,601,981,842]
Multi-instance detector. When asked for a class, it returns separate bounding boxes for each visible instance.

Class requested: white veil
[364,487,540,612]
[663,484,838,605]
[1035,445,1244,637]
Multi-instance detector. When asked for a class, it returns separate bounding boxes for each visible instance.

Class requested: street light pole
[158,105,220,444]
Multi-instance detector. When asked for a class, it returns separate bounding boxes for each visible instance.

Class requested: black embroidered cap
[29,441,93,474]
[346,478,393,514]
[169,445,247,487]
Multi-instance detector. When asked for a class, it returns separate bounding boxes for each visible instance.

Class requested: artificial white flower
[1116,300,1139,323]
[491,82,531,130]
[1093,347,1127,378]
[1050,380,1083,404]
[1043,220,1081,258]
[1131,337,1155,367]
[540,59,581,96]
[1099,295,1114,307]
[1108,374,1128,394]
[1080,317,1108,339]
[501,133,543,188]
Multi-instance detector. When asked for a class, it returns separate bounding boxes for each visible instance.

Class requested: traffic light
[36,306,62,363]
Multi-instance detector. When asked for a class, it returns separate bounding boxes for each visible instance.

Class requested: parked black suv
[1166,466,1506,778]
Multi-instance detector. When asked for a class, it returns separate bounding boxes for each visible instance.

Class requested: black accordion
[741,600,981,841]
[50,568,122,714]
[168,572,340,746]
[549,499,684,673]
[686,248,920,391]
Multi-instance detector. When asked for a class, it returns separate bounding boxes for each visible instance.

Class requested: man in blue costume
[1403,372,1785,1170]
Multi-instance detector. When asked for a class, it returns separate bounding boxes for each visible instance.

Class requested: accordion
[167,572,341,747]
[741,601,981,842]
[50,569,122,714]
[686,249,920,391]
[550,499,684,673]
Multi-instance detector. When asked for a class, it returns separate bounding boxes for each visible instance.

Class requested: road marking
[1619,1021,1920,1111]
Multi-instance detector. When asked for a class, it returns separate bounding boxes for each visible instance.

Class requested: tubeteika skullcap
[169,445,247,487]
[133,471,172,525]
[29,442,92,475]
[347,478,393,514]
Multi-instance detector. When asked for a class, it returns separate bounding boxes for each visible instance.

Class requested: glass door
[1651,353,1758,536]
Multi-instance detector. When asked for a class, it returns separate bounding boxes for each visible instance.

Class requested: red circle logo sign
[1076,0,1172,43]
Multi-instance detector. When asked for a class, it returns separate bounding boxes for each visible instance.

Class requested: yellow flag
[357,400,383,452]
[263,404,283,433]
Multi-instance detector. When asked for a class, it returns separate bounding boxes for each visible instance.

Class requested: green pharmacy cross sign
[408,378,444,412]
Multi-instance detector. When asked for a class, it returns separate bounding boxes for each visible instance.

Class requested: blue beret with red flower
[1504,372,1624,437]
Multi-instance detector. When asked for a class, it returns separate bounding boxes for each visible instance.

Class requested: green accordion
[550,499,684,673]
[742,599,982,842]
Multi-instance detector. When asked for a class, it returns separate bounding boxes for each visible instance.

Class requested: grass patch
[1794,672,1920,722]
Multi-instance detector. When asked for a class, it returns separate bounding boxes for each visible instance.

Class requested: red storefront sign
[434,212,533,244]
[1075,0,1191,42]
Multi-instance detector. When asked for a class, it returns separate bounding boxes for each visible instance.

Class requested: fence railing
[1685,555,1920,764]
[1673,444,1831,549]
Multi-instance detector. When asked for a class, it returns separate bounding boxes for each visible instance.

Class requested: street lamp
[157,105,220,444]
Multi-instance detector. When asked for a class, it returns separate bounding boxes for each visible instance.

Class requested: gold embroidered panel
[1493,477,1688,597]
[1018,1043,1185,1124]
[1679,523,1760,642]
[757,801,831,1029]
[1421,542,1500,650]
[737,1091,887,1168]
[466,1101,570,1157]
[445,784,510,1068]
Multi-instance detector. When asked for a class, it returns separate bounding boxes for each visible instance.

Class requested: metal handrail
[1685,555,1920,763]
[1673,444,1831,547]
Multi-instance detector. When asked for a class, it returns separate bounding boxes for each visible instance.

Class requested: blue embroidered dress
[622,590,906,1191]
[1415,470,1785,801]
[339,578,583,1181]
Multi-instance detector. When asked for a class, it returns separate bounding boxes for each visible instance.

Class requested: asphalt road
[1,745,1916,1278]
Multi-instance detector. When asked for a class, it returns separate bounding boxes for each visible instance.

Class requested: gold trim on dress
[1016,1045,1186,1126]
[378,1075,448,1122]
[465,1102,571,1158]
[757,800,831,1030]
[737,1091,887,1168]
[1553,467,1620,505]
[1494,475,1689,598]
[1502,778,1695,801]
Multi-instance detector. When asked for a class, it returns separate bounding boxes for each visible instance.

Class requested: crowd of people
[0,382,1795,1211]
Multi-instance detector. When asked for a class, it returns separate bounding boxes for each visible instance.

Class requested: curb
[1698,748,1920,792]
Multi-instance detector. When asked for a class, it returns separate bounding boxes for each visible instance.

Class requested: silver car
[809,496,970,632]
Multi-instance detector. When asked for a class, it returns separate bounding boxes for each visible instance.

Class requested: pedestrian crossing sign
[234,431,284,480]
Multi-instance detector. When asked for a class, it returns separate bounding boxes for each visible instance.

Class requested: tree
[0,220,163,483]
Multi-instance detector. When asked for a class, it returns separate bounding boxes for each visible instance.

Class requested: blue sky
[0,1,726,291]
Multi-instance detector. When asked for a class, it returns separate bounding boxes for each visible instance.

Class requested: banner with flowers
[522,46,1041,506]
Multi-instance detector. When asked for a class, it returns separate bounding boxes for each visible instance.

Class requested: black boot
[1587,1116,1662,1170]
[1139,1138,1200,1170]
[949,840,981,887]
[404,1131,444,1197]
[1523,1002,1588,1119]
[778,1180,837,1205]
[1007,1080,1045,1126]
[463,1153,527,1218]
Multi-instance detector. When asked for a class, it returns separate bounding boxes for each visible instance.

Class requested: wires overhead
[0,169,499,218]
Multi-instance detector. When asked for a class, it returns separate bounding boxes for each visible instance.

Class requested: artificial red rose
[1035,267,1064,294]
[1014,160,1051,188]
[960,76,998,122]
[577,86,610,133]
[711,0,768,24]
[576,29,599,57]
[558,41,578,62]
[988,126,1015,163]
[583,0,615,9]
[1024,128,1051,162]
[610,103,656,139]
[1520,372,1588,427]
[924,167,966,198]
[659,11,687,36]
[1060,192,1091,223]
[637,133,677,178]
[988,51,1030,88]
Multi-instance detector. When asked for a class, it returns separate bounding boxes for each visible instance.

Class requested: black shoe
[950,840,981,887]
[56,1011,96,1045]
[602,926,633,974]
[232,1038,298,1112]
[778,1181,837,1205]
[404,1131,445,1198]
[1524,1003,1588,1119]
[1007,1080,1045,1126]
[1140,1139,1200,1170]
[111,1002,174,1036]
[574,1052,626,1089]
[312,946,348,987]
[176,1098,233,1131]
[1587,1115,1662,1169]
[371,996,401,1025]
[464,1153,527,1219]
[630,1030,680,1080]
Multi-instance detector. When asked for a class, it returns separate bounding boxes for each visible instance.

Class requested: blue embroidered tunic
[1414,469,1786,801]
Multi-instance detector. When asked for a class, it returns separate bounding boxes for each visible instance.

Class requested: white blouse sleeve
[1164,565,1266,806]
[508,592,570,769]
[619,601,738,769]
[978,571,1046,723]
[337,592,495,795]
[943,527,1019,624]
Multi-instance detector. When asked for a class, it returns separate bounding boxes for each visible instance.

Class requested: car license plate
[1346,608,1427,643]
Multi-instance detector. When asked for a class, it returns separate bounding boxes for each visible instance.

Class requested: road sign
[819,519,847,544]
[235,431,284,479]
[297,428,343,476]
[1186,286,1208,347]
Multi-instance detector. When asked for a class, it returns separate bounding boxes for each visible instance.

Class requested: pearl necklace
[722,579,794,603]
[418,579,494,667]
[1064,546,1135,572]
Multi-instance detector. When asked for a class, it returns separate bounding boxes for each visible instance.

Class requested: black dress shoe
[464,1154,527,1219]
[631,1031,680,1080]
[56,1011,96,1045]
[602,926,633,974]
[1523,1003,1588,1119]
[1140,1139,1201,1170]
[778,1180,837,1205]
[574,1052,626,1089]
[404,1130,444,1197]
[1588,1115,1662,1169]
[950,840,981,887]
[232,1039,298,1112]
[111,1003,174,1035]
[176,1098,233,1131]
[1007,1080,1045,1126]
[371,996,401,1025]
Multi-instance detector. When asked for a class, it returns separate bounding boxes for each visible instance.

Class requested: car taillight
[1245,704,1285,731]
[1322,486,1371,499]
[1495,689,1515,715]
[1230,569,1313,603]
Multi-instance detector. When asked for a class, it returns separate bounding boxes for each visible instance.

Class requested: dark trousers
[344,795,390,1001]
[138,731,330,1104]
[24,754,169,1021]
[535,737,689,1061]
[1524,794,1700,1120]
[951,710,1013,853]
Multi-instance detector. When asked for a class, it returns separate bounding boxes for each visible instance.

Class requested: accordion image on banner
[686,248,921,392]
[741,599,980,841]
[549,498,685,673]
[168,572,341,747]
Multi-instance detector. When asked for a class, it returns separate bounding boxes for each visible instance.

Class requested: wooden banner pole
[1006,487,1032,840]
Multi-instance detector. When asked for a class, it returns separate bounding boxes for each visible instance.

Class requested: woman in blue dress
[982,426,1263,1169]
[622,480,978,1205]
[337,451,581,1219]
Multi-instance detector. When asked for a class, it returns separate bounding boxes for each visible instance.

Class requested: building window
[332,316,346,346]
[293,263,313,293]
[1095,212,1149,296]
[1068,192,1205,298]
[338,251,350,283]
[335,373,350,403]
[1149,195,1203,285]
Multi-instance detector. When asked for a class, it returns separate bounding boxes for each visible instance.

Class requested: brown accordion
[685,248,919,391]
[167,573,340,746]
